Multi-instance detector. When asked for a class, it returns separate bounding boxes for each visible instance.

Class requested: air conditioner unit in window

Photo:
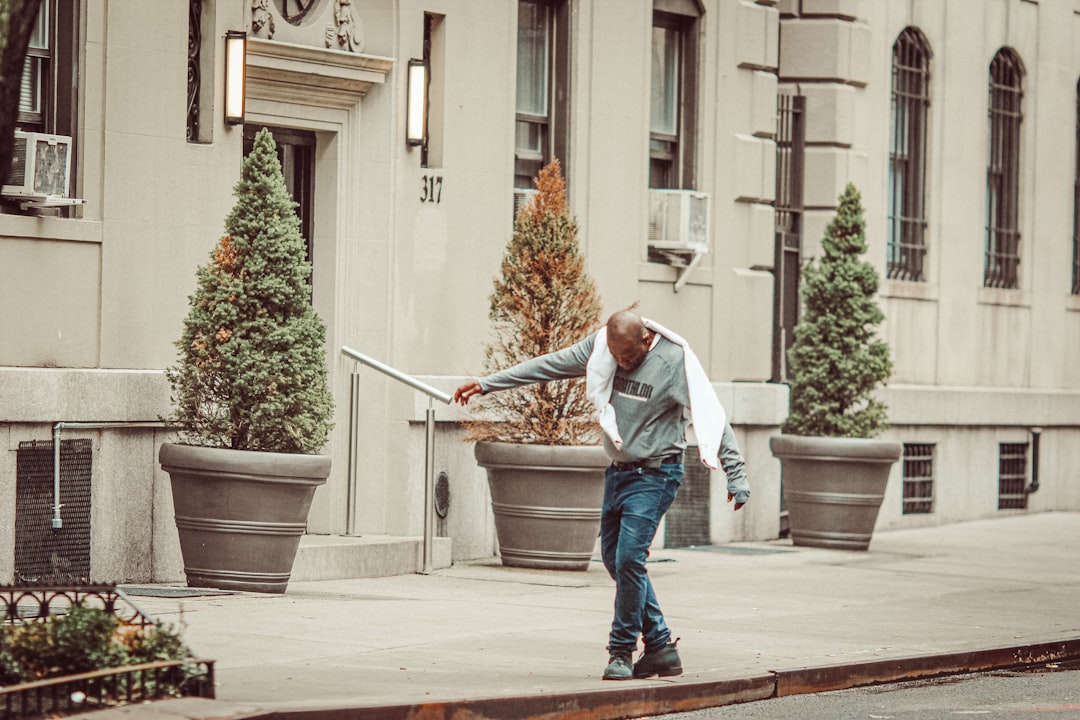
[648,189,710,257]
[513,188,537,219]
[647,189,709,290]
[3,131,82,208]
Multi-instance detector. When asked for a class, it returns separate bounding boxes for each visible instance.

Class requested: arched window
[887,28,931,282]
[985,48,1024,289]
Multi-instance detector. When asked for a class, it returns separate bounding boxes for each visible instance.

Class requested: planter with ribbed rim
[159,442,330,593]
[475,441,607,571]
[769,434,901,551]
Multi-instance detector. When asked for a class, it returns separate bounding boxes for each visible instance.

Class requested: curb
[77,637,1080,720]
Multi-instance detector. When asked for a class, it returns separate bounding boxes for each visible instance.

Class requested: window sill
[638,259,713,288]
[881,280,939,302]
[0,213,102,243]
[976,286,1031,308]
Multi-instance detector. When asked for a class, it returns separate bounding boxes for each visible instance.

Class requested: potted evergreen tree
[769,183,901,551]
[159,128,334,592]
[465,160,606,570]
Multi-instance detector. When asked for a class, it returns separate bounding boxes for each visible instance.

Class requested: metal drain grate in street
[120,586,235,598]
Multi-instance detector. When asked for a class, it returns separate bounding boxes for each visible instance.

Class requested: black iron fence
[1,586,215,719]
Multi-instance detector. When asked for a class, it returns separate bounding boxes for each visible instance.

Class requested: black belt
[611,454,681,471]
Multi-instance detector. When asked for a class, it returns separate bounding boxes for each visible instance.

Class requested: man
[455,310,750,680]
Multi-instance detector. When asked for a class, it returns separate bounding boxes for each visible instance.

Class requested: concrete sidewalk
[93,512,1080,719]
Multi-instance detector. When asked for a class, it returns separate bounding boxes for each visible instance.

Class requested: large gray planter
[770,435,901,551]
[159,443,331,593]
[475,441,608,571]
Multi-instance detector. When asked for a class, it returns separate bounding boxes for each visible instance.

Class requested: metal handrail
[341,346,451,573]
[341,346,452,404]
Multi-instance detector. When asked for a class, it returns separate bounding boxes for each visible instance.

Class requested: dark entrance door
[243,125,316,268]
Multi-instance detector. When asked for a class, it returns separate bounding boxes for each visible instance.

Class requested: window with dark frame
[985,48,1024,290]
[1073,78,1080,296]
[17,2,50,134]
[514,0,569,191]
[649,3,699,191]
[901,443,934,515]
[998,442,1028,510]
[5,0,79,215]
[887,28,931,283]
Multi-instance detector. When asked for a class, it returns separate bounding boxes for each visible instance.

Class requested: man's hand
[453,381,484,406]
[727,492,746,511]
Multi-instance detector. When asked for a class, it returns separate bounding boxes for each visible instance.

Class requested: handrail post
[423,398,436,573]
[341,346,451,575]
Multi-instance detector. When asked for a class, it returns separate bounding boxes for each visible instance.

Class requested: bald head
[606,311,652,370]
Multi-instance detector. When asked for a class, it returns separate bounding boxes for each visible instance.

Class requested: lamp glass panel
[407,62,428,142]
[225,35,246,121]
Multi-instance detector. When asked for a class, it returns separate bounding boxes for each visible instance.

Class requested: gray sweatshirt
[479,332,749,502]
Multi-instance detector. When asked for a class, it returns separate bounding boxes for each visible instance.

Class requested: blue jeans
[600,462,683,655]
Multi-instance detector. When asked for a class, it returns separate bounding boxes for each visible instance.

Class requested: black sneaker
[603,652,634,680]
[633,640,682,678]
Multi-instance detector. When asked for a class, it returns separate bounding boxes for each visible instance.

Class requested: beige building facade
[1,0,1078,585]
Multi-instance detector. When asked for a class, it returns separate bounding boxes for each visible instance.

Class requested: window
[901,443,934,514]
[887,28,931,282]
[998,442,1028,510]
[16,1,77,141]
[5,0,79,215]
[649,2,700,190]
[985,48,1024,290]
[1073,78,1080,295]
[515,0,569,190]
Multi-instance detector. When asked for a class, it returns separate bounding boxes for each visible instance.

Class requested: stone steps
[290,534,453,581]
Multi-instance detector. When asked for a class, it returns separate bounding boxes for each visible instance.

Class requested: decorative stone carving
[326,0,364,53]
[252,0,276,39]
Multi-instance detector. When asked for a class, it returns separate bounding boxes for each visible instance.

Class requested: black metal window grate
[1073,78,1080,295]
[664,446,710,548]
[998,442,1028,510]
[773,93,805,384]
[15,439,92,584]
[902,443,935,514]
[985,48,1024,289]
[186,0,202,142]
[888,28,931,282]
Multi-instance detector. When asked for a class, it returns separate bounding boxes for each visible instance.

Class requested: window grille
[773,94,805,383]
[985,49,1024,290]
[998,442,1028,510]
[15,439,92,584]
[186,0,202,142]
[888,28,931,282]
[665,446,710,547]
[1073,78,1080,295]
[901,442,934,514]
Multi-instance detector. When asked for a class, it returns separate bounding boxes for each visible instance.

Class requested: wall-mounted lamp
[406,58,429,147]
[224,30,247,125]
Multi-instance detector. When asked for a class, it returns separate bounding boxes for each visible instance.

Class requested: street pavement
[79,512,1080,720]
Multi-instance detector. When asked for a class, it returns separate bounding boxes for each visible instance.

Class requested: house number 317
[421,175,443,204]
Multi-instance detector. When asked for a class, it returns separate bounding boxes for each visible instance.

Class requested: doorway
[243,125,316,267]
